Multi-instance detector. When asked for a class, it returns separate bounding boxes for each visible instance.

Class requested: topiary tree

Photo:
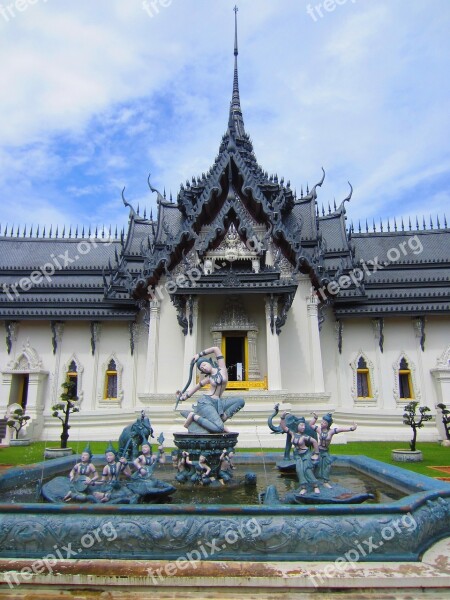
[6,407,30,440]
[52,380,80,449]
[436,403,450,440]
[403,401,432,451]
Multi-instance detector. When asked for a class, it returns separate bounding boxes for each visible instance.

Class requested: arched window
[398,357,413,399]
[66,360,78,399]
[356,356,372,398]
[104,359,118,400]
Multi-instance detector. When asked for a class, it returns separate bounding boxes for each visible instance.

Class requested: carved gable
[211,296,258,332]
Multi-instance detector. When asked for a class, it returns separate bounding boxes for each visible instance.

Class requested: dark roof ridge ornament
[300,168,325,202]
[148,173,165,205]
[122,187,137,218]
[310,167,326,198]
[338,181,353,213]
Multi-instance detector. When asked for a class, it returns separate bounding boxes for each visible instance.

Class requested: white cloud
[0,0,449,230]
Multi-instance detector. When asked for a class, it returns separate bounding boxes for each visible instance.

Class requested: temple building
[1,15,449,447]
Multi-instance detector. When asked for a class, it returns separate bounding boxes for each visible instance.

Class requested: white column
[145,300,161,394]
[431,367,450,438]
[26,372,47,440]
[247,329,261,380]
[265,296,282,390]
[51,322,65,408]
[0,373,13,444]
[90,322,102,409]
[372,319,384,409]
[432,368,450,402]
[306,293,325,393]
[183,296,199,383]
[413,318,427,403]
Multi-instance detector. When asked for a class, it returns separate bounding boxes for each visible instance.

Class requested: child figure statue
[280,413,320,495]
[133,443,157,478]
[63,444,98,502]
[189,454,212,485]
[176,346,244,434]
[93,442,132,503]
[311,413,357,488]
[218,449,236,483]
[175,451,194,483]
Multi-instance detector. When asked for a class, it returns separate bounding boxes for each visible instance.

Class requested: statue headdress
[82,443,93,460]
[105,441,117,457]
[196,357,218,372]
[322,413,334,426]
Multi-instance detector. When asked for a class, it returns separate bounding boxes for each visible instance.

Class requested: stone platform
[0,538,449,598]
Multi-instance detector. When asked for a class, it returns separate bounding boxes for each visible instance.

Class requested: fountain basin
[0,455,449,562]
[173,432,239,479]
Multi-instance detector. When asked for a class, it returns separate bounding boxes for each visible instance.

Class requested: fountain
[0,348,449,563]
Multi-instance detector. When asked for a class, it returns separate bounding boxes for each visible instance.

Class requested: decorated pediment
[201,223,262,274]
[5,340,46,373]
[211,295,258,332]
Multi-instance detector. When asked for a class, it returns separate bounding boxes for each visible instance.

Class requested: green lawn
[1,440,448,478]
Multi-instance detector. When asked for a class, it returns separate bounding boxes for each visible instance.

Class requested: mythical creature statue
[118,410,154,460]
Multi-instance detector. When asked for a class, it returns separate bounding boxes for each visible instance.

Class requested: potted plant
[392,401,432,462]
[6,407,31,446]
[44,380,80,459]
[436,403,450,447]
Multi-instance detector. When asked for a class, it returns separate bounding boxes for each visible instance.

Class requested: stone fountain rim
[0,454,449,517]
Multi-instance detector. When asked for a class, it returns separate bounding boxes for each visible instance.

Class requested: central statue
[176,346,245,433]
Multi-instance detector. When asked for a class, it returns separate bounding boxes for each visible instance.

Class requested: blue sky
[0,0,449,234]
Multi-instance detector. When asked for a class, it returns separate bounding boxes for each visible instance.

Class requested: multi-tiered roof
[1,12,449,337]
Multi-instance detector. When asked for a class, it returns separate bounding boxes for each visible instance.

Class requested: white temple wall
[2,321,52,411]
[320,307,341,407]
[155,290,185,394]
[92,321,135,410]
[279,284,315,393]
[2,310,448,444]
[414,316,450,406]
[135,315,149,402]
[321,315,450,415]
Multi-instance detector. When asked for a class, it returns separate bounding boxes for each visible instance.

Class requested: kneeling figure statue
[176,346,244,434]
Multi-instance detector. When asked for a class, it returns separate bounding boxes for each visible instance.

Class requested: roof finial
[228,5,245,140]
[234,5,239,57]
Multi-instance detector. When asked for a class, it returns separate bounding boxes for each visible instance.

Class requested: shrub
[6,407,30,440]
[403,401,432,451]
[51,380,80,449]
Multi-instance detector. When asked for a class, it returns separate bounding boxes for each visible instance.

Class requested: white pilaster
[0,373,13,444]
[145,300,161,393]
[183,296,199,383]
[247,329,261,380]
[51,322,65,407]
[306,293,325,393]
[265,296,282,390]
[431,346,450,439]
[25,372,47,440]
[90,322,102,409]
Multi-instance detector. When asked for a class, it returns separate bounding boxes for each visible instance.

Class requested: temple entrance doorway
[10,374,29,410]
[224,334,246,381]
[211,296,266,390]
